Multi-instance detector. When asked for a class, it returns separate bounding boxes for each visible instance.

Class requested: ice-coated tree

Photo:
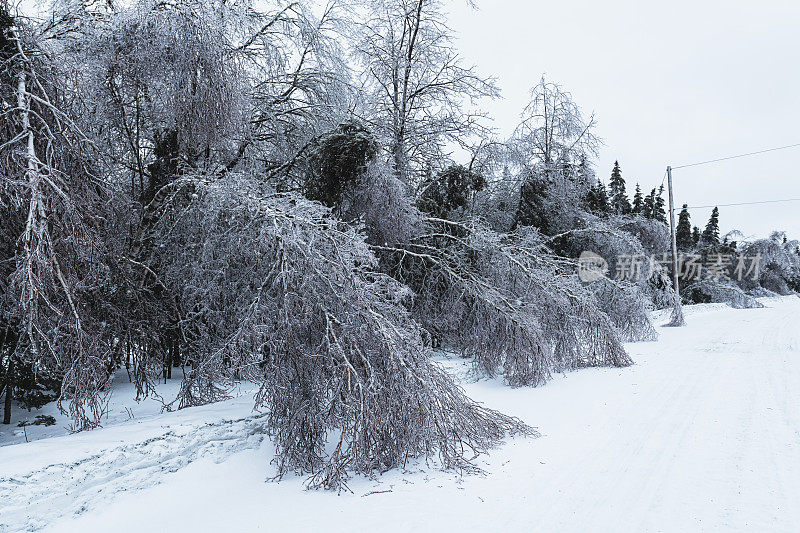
[653,185,668,223]
[512,77,600,233]
[416,163,486,219]
[701,207,721,251]
[692,226,701,245]
[381,220,634,387]
[304,119,379,210]
[512,77,600,166]
[356,0,497,183]
[146,176,532,489]
[586,179,611,215]
[632,183,644,214]
[0,5,120,428]
[676,204,693,251]
[608,161,632,215]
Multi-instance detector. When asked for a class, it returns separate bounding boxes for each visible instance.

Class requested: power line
[684,197,800,210]
[672,142,800,170]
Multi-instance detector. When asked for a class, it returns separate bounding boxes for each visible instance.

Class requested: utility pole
[666,166,685,326]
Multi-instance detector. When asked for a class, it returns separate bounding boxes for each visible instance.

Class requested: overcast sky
[446,0,800,241]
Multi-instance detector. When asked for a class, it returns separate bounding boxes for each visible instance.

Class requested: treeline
[584,159,800,307]
[0,0,795,489]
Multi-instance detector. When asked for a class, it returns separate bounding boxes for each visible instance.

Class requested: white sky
[447,0,800,241]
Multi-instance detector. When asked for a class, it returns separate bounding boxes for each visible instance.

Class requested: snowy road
[2,297,799,532]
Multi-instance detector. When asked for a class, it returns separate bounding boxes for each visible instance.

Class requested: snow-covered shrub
[684,280,763,309]
[473,176,521,233]
[746,286,781,299]
[148,174,531,490]
[515,165,589,234]
[416,164,486,219]
[759,265,791,295]
[383,221,632,387]
[738,232,800,295]
[640,265,676,311]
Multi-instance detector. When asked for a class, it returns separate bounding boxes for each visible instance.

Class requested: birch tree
[0,7,116,428]
[355,0,497,184]
[511,77,601,233]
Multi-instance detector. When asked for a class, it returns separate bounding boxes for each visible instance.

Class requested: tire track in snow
[0,415,268,532]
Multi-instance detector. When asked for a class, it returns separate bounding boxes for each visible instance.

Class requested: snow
[0,370,257,448]
[2,296,800,532]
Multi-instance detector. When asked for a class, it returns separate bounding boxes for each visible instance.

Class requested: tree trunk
[167,334,174,380]
[162,338,168,384]
[3,358,13,425]
[1,321,18,425]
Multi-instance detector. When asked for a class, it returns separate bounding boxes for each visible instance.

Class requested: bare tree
[510,77,601,232]
[0,8,116,428]
[512,76,601,168]
[355,0,497,184]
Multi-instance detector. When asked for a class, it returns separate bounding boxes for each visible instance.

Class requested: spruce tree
[676,204,693,251]
[586,179,610,215]
[632,183,643,214]
[720,236,737,255]
[653,185,667,223]
[577,156,595,193]
[641,188,655,218]
[516,173,551,232]
[692,226,701,245]
[701,207,720,250]
[597,180,610,213]
[584,183,599,213]
[608,161,632,215]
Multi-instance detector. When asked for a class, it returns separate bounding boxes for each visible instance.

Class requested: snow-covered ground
[2,296,799,532]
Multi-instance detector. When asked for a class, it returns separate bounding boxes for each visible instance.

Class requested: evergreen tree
[417,164,485,219]
[516,173,552,232]
[305,119,379,209]
[597,180,610,213]
[608,161,632,215]
[701,207,720,250]
[632,183,643,214]
[653,185,667,223]
[676,204,693,251]
[720,236,737,255]
[642,188,657,219]
[585,179,610,215]
[692,226,701,245]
